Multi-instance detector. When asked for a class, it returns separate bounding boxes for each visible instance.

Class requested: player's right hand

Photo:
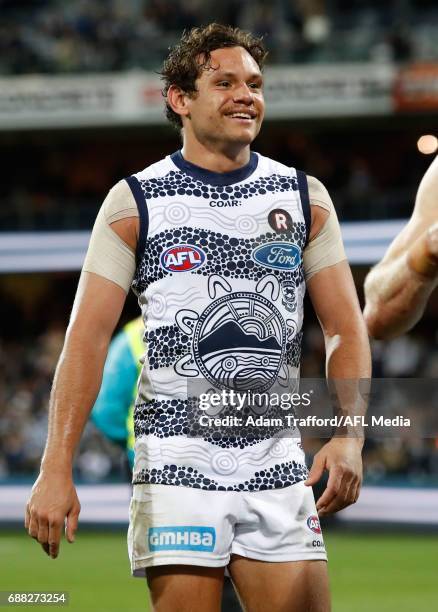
[25,472,81,559]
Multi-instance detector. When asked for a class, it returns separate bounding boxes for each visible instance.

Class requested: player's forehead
[198,46,262,82]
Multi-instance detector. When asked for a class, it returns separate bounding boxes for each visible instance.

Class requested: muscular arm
[364,156,438,339]
[25,208,138,559]
[43,272,128,470]
[309,261,371,380]
[305,261,372,515]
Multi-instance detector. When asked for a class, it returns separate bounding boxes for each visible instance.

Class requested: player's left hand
[304,437,363,516]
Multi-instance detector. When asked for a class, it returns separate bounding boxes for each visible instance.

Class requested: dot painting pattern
[286,331,303,367]
[146,325,191,370]
[137,170,298,201]
[134,387,302,448]
[144,327,302,372]
[133,460,308,491]
[130,162,309,491]
[132,226,306,295]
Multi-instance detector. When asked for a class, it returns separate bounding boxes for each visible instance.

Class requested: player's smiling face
[185,46,265,153]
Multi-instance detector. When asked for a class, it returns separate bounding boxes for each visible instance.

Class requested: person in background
[91,317,143,470]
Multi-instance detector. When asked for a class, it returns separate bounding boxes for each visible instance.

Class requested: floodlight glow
[417,135,438,155]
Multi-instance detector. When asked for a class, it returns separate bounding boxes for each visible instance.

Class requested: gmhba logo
[148,526,216,552]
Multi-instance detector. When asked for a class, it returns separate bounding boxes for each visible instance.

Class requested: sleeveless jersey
[126,150,311,492]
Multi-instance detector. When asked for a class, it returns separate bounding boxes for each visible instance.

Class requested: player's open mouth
[227,111,256,123]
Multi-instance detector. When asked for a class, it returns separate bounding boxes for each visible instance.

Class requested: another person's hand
[25,471,80,559]
[305,437,363,516]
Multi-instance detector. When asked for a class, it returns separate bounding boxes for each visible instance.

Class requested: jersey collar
[170,150,258,186]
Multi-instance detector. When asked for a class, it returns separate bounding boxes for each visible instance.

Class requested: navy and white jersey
[126,150,311,492]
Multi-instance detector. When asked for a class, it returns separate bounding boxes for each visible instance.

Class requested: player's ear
[167,85,191,120]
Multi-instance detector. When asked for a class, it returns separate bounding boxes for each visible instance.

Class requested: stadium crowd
[1,299,437,484]
[1,0,437,496]
[0,127,431,231]
[0,0,437,75]
[0,318,125,482]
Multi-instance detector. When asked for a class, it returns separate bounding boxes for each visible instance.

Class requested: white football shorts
[128,481,327,576]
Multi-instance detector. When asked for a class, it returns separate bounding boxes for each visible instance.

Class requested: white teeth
[230,113,252,119]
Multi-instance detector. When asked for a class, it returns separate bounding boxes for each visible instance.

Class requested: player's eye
[249,82,262,89]
[217,81,231,87]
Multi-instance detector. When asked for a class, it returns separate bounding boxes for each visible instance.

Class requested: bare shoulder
[379,155,438,263]
[414,155,438,221]
[309,204,329,241]
[110,216,139,251]
[104,180,140,251]
[306,175,332,241]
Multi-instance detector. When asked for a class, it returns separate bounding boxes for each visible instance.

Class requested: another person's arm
[364,156,438,339]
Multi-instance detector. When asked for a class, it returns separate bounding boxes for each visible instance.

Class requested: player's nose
[233,82,254,105]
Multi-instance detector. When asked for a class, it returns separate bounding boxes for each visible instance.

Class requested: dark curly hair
[160,23,267,129]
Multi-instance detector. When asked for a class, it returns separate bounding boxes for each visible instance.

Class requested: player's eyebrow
[213,70,263,81]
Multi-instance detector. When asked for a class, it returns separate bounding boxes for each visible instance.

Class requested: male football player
[26,24,371,612]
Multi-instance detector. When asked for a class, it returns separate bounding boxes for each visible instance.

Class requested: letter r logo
[275,213,287,230]
[268,209,293,232]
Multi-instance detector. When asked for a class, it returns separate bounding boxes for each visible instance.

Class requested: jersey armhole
[125,176,148,265]
[296,170,311,246]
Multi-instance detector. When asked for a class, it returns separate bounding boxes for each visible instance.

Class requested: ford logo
[252,242,301,271]
[160,244,206,272]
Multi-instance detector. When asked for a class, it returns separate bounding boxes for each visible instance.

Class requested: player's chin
[228,124,259,145]
[246,122,262,142]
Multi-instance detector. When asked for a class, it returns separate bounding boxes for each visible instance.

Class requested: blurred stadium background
[1,1,438,610]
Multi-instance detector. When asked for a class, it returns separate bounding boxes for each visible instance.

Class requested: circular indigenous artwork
[192,292,286,392]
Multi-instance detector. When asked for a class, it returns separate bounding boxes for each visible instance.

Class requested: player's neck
[181,139,251,173]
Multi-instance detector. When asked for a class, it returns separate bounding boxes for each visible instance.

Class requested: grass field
[1,529,437,611]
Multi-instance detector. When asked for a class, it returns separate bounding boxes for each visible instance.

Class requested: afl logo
[307,515,321,534]
[160,244,206,273]
[252,242,301,271]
